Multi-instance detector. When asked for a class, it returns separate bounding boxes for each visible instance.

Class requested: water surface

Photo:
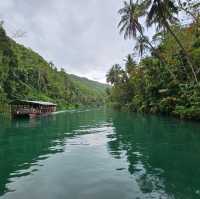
[0,109,200,199]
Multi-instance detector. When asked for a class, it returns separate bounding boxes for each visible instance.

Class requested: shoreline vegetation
[1,0,200,122]
[106,0,200,121]
[0,24,108,113]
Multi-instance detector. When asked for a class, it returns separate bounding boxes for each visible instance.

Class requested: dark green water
[0,109,200,199]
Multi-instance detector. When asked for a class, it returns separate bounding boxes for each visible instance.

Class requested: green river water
[0,109,200,199]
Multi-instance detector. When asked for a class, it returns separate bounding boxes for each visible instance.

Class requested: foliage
[107,0,200,120]
[0,26,107,111]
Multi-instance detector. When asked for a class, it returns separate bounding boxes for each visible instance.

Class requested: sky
[0,0,133,83]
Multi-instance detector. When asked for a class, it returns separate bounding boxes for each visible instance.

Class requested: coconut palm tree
[118,0,149,40]
[106,64,124,85]
[134,35,150,57]
[124,54,137,76]
[146,0,198,83]
[118,0,168,70]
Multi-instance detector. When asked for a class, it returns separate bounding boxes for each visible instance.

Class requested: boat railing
[12,107,55,115]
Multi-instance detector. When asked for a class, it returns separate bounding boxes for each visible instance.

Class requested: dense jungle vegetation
[106,0,200,120]
[0,25,107,112]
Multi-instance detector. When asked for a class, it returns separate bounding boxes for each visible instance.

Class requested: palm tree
[134,35,150,57]
[106,64,124,85]
[118,0,150,40]
[146,0,198,83]
[118,0,168,70]
[137,35,178,79]
[124,54,137,75]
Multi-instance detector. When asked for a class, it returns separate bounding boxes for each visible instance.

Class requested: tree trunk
[139,30,177,80]
[163,20,198,84]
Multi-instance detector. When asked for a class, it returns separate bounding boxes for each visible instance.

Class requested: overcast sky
[0,0,134,83]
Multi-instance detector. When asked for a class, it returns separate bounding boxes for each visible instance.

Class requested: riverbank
[106,7,200,123]
[107,102,200,121]
[0,103,10,114]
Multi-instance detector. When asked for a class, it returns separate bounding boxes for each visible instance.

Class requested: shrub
[173,105,200,120]
[159,97,177,114]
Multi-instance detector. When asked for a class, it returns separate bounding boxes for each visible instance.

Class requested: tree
[146,0,198,83]
[124,54,137,75]
[118,0,152,42]
[134,35,150,57]
[118,0,168,69]
[106,64,124,85]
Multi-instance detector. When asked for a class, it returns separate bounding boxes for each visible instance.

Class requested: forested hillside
[0,25,107,111]
[69,74,108,99]
[106,0,200,120]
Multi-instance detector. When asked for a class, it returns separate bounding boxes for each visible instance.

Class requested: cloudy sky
[0,0,133,83]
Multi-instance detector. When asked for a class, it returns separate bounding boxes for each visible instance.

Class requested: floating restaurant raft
[10,100,57,118]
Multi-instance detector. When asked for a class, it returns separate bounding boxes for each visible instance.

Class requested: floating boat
[10,100,57,118]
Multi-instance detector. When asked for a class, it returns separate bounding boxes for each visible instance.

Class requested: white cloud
[0,0,133,83]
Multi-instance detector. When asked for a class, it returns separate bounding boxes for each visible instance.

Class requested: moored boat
[10,100,57,119]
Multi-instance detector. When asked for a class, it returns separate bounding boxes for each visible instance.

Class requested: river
[0,109,200,199]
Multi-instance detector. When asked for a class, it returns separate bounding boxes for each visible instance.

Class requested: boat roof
[10,100,57,106]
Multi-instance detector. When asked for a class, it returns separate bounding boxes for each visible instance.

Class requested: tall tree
[134,35,150,57]
[124,54,137,76]
[118,0,169,70]
[146,0,198,83]
[106,64,125,85]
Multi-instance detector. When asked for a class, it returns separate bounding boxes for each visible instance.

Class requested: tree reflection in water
[107,111,200,199]
[1,110,200,199]
[0,109,107,196]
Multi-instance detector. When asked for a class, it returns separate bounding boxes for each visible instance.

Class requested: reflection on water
[108,112,200,199]
[0,109,200,199]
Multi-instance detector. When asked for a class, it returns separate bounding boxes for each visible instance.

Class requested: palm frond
[118,0,145,39]
[134,35,150,57]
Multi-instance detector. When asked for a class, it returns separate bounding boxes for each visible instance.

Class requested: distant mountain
[69,74,109,97]
[0,26,108,110]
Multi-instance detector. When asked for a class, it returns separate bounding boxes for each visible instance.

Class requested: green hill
[0,26,108,111]
[69,74,108,97]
